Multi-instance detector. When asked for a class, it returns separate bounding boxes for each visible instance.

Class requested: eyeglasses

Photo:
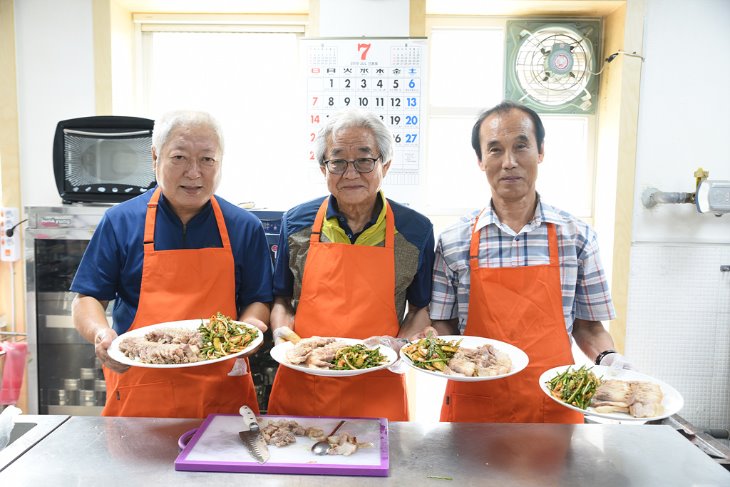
[322,156,382,174]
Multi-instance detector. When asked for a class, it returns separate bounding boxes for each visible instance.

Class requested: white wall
[632,0,730,244]
[626,0,730,431]
[15,0,96,208]
[319,0,409,37]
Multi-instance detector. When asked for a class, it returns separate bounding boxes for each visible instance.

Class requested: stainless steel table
[1,416,729,486]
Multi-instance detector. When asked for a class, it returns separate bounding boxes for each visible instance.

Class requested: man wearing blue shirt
[71,110,272,418]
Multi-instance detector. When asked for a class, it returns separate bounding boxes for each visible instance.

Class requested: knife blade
[238,405,270,463]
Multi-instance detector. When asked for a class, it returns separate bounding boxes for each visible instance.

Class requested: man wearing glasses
[267,108,435,421]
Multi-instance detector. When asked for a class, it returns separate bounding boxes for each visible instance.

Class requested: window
[136,17,318,210]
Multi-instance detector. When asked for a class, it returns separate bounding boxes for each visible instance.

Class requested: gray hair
[313,108,394,165]
[152,110,225,155]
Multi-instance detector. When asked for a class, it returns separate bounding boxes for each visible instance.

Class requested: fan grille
[504,20,601,113]
[515,26,594,107]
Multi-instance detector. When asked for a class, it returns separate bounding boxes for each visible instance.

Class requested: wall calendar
[302,38,427,205]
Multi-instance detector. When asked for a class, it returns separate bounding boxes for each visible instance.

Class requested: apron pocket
[109,380,175,417]
[338,374,408,421]
[446,392,504,423]
[542,395,584,424]
[198,374,253,415]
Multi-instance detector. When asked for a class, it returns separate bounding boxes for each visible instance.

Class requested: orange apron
[441,220,583,424]
[267,199,408,421]
[102,187,259,418]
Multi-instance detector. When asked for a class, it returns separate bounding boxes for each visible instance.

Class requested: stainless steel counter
[1,416,729,486]
[0,414,69,471]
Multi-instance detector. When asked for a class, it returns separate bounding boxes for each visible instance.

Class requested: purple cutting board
[174,414,389,476]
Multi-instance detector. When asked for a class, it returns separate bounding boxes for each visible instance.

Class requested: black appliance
[247,209,284,412]
[53,116,156,204]
[249,209,283,264]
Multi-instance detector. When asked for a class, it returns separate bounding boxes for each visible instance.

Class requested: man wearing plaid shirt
[431,101,631,423]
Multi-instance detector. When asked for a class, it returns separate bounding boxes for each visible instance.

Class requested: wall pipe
[641,187,695,208]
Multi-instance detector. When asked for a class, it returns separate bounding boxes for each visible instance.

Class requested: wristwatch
[595,349,617,365]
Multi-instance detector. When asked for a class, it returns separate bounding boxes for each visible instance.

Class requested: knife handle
[239,405,259,432]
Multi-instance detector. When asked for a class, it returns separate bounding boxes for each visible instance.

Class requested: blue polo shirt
[70,187,273,334]
[273,193,434,309]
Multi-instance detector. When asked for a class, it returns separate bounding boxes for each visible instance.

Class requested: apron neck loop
[143,189,230,251]
[469,219,560,269]
[310,197,394,247]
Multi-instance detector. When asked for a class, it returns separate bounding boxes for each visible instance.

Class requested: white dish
[269,338,398,377]
[539,365,684,422]
[400,335,529,382]
[108,318,263,369]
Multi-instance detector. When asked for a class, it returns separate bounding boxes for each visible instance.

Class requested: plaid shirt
[430,198,616,335]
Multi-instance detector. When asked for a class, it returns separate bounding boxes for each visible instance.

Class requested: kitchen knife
[238,405,270,464]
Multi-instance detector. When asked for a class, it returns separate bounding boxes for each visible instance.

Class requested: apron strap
[309,199,329,244]
[383,201,395,249]
[469,213,482,271]
[143,187,162,253]
[547,223,559,266]
[210,196,232,250]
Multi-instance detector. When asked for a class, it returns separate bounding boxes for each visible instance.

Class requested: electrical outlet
[0,207,21,262]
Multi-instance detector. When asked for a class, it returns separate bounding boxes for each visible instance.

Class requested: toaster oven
[53,116,156,203]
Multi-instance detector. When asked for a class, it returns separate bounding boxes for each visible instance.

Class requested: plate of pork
[400,335,529,382]
[108,313,263,368]
[270,336,398,377]
[540,364,684,422]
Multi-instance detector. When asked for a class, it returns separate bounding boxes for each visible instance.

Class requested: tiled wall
[625,244,730,431]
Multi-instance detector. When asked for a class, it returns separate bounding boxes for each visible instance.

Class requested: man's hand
[94,328,130,374]
[241,316,268,333]
[273,326,301,346]
[408,326,439,341]
[363,335,408,352]
[599,352,635,370]
[362,335,410,374]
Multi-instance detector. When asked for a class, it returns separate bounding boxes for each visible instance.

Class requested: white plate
[539,365,685,422]
[400,335,529,382]
[108,318,263,369]
[269,338,398,377]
